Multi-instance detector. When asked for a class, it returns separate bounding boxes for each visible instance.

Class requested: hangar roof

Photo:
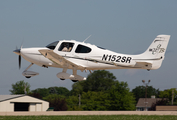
[0,95,49,103]
[0,95,25,102]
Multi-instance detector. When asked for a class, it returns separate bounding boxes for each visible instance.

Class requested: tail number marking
[102,54,132,63]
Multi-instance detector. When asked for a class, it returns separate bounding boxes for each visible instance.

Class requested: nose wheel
[22,63,39,78]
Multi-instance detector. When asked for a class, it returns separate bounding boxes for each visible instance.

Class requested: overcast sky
[0,0,177,94]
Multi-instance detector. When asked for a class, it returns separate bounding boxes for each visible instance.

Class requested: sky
[0,0,177,94]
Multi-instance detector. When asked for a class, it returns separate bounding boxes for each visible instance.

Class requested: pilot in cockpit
[62,43,68,52]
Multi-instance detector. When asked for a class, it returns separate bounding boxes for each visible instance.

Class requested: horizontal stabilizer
[135,61,152,69]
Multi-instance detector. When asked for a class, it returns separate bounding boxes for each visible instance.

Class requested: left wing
[39,49,86,70]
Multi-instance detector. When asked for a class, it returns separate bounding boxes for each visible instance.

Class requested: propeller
[19,54,21,69]
[13,46,22,69]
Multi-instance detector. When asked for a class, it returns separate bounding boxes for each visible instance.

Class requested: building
[136,97,164,111]
[0,95,49,112]
[156,105,177,111]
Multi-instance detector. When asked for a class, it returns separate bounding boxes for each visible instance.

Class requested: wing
[39,49,86,70]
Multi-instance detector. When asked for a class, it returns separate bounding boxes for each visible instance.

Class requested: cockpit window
[75,44,92,53]
[58,42,74,52]
[46,41,59,50]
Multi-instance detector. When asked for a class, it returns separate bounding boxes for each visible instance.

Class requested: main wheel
[72,80,78,82]
[60,78,65,80]
[25,76,31,79]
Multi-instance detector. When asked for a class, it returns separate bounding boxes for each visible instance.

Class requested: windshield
[46,41,59,50]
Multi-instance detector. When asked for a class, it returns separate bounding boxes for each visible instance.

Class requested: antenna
[83,35,91,43]
[20,37,24,49]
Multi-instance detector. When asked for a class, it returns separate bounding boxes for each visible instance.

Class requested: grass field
[0,115,177,120]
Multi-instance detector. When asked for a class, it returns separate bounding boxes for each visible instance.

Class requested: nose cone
[20,47,47,65]
[13,49,21,55]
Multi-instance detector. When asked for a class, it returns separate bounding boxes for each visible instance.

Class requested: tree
[132,85,160,103]
[9,80,30,94]
[108,81,136,110]
[31,87,70,97]
[84,70,116,92]
[31,88,49,98]
[81,91,110,110]
[66,95,83,111]
[50,87,70,96]
[70,81,84,96]
[28,92,42,99]
[79,81,136,111]
[71,70,117,95]
[48,87,57,94]
[43,94,67,111]
[159,88,177,105]
[69,70,136,111]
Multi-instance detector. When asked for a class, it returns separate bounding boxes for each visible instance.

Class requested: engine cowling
[22,71,39,78]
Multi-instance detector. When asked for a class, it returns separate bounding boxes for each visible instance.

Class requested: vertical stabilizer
[137,35,170,69]
[142,35,170,59]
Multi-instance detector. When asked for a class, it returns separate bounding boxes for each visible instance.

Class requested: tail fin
[143,35,170,58]
[138,35,170,69]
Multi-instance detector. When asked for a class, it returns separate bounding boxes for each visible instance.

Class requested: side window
[58,42,74,52]
[75,44,92,53]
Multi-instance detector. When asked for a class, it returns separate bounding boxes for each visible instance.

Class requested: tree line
[9,70,176,111]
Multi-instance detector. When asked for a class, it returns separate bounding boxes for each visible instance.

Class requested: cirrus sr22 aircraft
[13,35,170,82]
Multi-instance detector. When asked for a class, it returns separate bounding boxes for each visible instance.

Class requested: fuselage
[13,35,171,80]
[18,35,170,71]
[19,40,137,70]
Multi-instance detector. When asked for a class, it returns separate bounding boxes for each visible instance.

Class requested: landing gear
[70,68,86,81]
[57,68,70,80]
[72,80,78,82]
[25,76,31,79]
[22,63,39,78]
[57,67,86,81]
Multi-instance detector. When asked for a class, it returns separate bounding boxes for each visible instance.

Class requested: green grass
[0,115,177,120]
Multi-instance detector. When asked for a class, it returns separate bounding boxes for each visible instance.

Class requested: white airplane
[13,35,170,82]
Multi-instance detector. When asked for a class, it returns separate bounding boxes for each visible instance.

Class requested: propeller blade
[19,55,21,69]
[14,43,23,69]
